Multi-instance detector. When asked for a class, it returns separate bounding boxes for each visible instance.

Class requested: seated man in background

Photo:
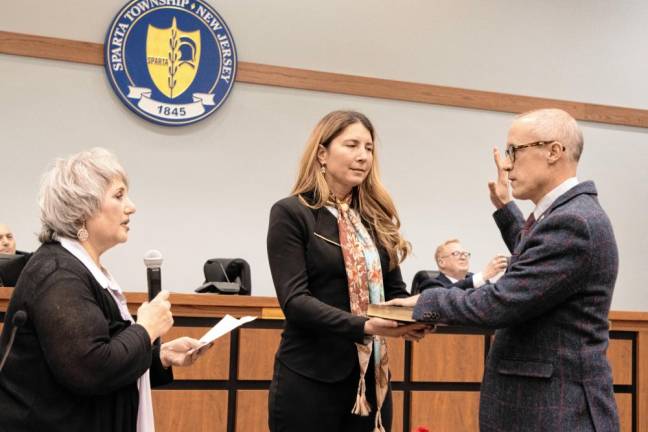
[0,223,32,286]
[0,224,16,255]
[419,238,507,292]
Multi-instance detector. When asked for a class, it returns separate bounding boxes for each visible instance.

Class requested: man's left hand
[384,295,420,308]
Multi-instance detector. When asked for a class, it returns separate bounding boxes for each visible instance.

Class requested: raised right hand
[487,147,512,209]
[137,290,173,344]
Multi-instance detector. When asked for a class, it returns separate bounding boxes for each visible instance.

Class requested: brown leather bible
[367,304,415,323]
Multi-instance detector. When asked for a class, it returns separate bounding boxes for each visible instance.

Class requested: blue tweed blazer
[414,181,619,431]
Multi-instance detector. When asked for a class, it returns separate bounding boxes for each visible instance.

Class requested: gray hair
[38,148,128,243]
[516,108,584,162]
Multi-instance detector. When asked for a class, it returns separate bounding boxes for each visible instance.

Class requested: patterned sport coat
[413,181,619,431]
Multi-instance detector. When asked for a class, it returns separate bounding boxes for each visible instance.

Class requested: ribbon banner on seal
[127,86,215,119]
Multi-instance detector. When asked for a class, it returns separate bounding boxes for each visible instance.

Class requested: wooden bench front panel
[410,391,480,431]
[153,390,227,431]
[608,338,633,385]
[412,334,484,382]
[161,326,230,380]
[236,390,268,431]
[238,328,281,380]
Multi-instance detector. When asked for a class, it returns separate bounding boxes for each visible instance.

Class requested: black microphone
[143,250,163,349]
[0,310,28,373]
[143,250,163,301]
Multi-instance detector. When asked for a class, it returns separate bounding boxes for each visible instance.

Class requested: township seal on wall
[104,0,237,126]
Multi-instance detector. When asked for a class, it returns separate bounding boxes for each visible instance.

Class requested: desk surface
[2,286,648,325]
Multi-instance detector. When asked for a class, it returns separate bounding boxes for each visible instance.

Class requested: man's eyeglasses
[504,140,556,163]
[441,251,471,259]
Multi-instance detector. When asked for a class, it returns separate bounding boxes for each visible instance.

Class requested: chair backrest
[0,252,31,287]
[203,258,252,295]
[410,270,440,295]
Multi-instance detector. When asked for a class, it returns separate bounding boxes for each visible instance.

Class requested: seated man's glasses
[442,251,471,259]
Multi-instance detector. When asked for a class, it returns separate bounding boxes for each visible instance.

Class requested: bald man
[0,224,16,255]
[390,109,619,431]
[0,224,32,287]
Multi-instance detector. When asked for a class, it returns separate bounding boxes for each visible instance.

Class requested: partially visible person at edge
[388,109,619,431]
[417,238,508,292]
[0,224,35,287]
[267,110,427,432]
[0,148,211,432]
[0,224,17,255]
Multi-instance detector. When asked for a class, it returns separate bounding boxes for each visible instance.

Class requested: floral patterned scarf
[336,197,389,432]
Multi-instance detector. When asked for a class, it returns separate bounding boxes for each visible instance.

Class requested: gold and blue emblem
[104,0,237,126]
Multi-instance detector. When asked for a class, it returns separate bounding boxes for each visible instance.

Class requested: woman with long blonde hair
[267,110,423,432]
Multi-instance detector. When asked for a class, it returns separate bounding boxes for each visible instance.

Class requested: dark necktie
[520,213,536,239]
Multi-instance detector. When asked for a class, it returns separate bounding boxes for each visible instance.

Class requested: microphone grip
[146,268,162,349]
[147,267,161,301]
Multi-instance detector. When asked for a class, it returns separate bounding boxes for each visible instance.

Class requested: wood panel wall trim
[0,31,103,66]
[2,30,648,129]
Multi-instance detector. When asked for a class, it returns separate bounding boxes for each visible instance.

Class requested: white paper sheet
[199,314,257,345]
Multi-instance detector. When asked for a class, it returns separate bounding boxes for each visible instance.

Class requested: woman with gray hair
[0,148,209,432]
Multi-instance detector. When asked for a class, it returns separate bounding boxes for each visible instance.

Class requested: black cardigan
[0,242,172,432]
[267,194,410,383]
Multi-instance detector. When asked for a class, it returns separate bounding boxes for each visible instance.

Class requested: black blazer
[418,271,474,292]
[267,194,409,383]
[0,242,172,432]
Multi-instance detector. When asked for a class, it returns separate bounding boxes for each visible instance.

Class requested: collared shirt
[447,272,487,288]
[59,238,155,432]
[533,177,579,221]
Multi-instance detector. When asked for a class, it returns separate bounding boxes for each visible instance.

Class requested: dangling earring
[320,164,326,174]
[77,223,89,242]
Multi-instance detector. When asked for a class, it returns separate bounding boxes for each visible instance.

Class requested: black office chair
[195,258,251,295]
[0,252,31,287]
[410,270,440,295]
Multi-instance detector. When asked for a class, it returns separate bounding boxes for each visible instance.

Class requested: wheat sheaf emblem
[166,18,197,99]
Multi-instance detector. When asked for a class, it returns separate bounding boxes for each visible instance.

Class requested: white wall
[1,1,647,310]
